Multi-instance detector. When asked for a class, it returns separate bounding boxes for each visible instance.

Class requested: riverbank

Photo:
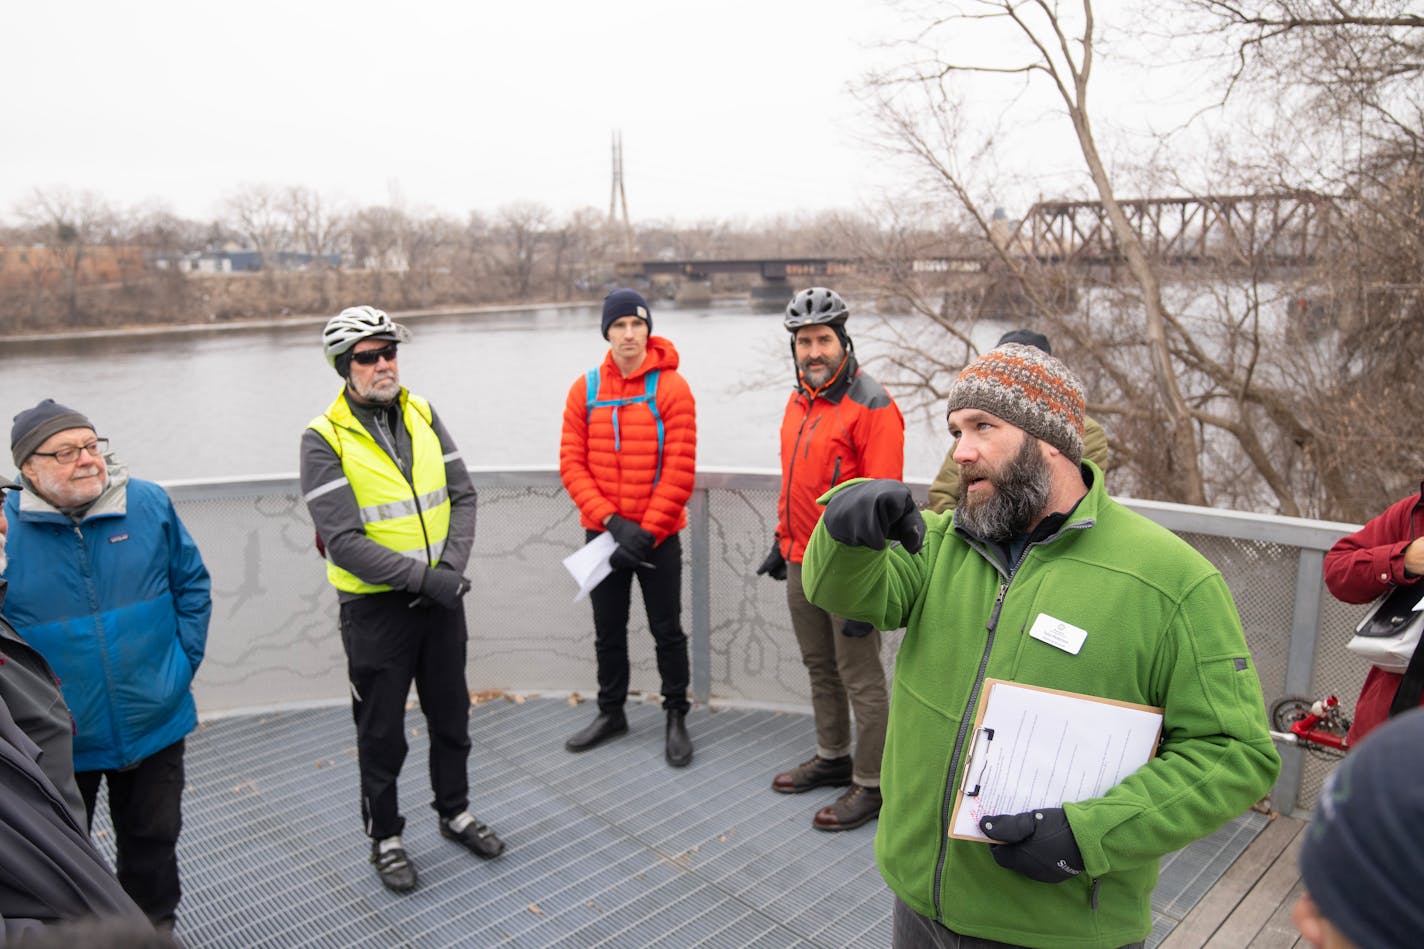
[7,300,596,344]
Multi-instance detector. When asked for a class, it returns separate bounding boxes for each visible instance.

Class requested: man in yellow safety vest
[300,305,502,893]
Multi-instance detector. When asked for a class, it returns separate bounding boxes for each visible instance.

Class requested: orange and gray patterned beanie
[945,343,1086,463]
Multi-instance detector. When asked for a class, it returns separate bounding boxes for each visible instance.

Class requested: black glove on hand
[840,619,875,638]
[820,479,925,554]
[418,565,472,611]
[608,543,645,572]
[605,514,655,562]
[755,543,787,581]
[979,807,1084,884]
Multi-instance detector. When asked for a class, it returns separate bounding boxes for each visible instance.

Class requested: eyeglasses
[350,344,398,366]
[31,438,108,464]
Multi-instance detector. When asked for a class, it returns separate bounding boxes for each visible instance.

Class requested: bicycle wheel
[1270,695,1313,732]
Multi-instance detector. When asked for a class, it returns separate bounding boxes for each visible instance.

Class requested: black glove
[417,565,472,611]
[820,479,925,554]
[979,807,1084,884]
[841,619,875,638]
[605,514,654,562]
[608,543,646,572]
[755,543,787,581]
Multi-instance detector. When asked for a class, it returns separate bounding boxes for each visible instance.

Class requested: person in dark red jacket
[1323,482,1424,743]
[755,287,904,832]
[559,289,697,767]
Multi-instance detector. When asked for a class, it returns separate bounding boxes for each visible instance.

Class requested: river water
[0,301,990,483]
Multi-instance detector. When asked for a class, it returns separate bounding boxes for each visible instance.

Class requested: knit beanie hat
[945,344,1085,463]
[1298,707,1424,948]
[11,399,95,468]
[601,288,652,339]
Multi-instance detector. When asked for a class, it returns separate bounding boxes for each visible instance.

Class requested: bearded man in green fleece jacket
[802,343,1281,949]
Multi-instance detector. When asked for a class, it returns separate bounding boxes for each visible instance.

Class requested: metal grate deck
[88,698,1268,947]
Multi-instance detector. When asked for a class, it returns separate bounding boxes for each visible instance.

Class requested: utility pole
[609,130,634,259]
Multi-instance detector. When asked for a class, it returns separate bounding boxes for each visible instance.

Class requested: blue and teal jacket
[1,465,211,772]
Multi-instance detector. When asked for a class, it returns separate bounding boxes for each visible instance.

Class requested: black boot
[665,710,693,768]
[565,710,628,752]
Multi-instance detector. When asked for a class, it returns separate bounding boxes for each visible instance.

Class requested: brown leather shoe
[771,755,853,794]
[812,783,882,831]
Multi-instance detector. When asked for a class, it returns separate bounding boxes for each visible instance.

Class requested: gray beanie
[945,343,1086,463]
[1299,707,1424,948]
[11,399,95,468]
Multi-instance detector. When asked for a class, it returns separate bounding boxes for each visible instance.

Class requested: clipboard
[948,678,1163,842]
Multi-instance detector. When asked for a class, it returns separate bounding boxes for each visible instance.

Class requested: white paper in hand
[563,531,617,602]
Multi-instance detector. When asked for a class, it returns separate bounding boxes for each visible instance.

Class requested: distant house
[151,250,343,273]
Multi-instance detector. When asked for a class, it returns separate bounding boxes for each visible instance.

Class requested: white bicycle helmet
[322,306,411,368]
[784,287,849,330]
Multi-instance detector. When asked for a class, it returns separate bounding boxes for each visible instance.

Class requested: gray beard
[349,375,400,405]
[955,436,1052,542]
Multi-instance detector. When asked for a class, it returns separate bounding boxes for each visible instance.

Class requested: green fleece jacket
[802,465,1281,949]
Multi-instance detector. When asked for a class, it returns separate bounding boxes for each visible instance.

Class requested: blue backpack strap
[584,367,601,414]
[644,370,664,486]
[583,366,664,483]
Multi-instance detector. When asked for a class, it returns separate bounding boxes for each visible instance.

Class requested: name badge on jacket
[1028,613,1087,655]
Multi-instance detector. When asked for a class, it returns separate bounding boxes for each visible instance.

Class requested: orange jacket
[560,336,697,544]
[777,353,904,562]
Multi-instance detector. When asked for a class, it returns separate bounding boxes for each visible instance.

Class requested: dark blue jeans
[587,530,690,714]
[893,896,1144,949]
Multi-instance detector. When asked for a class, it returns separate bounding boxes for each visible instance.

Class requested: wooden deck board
[1248,879,1307,949]
[1206,826,1305,947]
[1159,815,1306,949]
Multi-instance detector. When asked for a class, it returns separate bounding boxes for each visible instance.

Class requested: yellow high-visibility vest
[308,389,451,594]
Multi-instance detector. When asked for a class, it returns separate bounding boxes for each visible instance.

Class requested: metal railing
[164,468,1361,816]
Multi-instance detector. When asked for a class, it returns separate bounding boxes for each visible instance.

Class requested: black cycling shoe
[370,840,417,892]
[440,814,506,859]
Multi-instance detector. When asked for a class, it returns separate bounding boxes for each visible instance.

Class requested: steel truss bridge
[616,192,1337,283]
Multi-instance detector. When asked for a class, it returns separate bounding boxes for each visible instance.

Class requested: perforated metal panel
[168,472,1357,817]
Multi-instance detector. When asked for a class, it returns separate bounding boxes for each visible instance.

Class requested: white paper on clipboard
[562,532,616,602]
[949,679,1163,842]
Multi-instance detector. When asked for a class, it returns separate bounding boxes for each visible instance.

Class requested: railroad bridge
[616,192,1337,302]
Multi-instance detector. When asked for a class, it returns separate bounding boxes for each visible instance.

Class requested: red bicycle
[1269,694,1351,758]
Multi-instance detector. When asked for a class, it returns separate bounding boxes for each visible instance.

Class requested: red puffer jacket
[777,353,904,563]
[1323,482,1424,742]
[560,336,697,544]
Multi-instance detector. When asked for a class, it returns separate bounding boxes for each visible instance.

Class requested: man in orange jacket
[756,287,905,831]
[559,289,698,767]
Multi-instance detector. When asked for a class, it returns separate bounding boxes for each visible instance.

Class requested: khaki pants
[786,562,889,786]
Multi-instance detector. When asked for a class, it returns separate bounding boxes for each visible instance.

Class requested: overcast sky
[4,1,924,225]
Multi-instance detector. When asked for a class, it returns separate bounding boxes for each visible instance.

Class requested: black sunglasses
[350,344,399,366]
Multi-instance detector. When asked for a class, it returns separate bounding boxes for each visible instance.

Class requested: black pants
[340,590,472,841]
[76,737,186,925]
[587,530,690,714]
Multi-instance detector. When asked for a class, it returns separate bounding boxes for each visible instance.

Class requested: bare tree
[13,187,119,326]
[865,1,1211,503]
[492,202,553,300]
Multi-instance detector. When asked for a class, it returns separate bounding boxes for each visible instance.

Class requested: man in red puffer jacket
[559,289,697,768]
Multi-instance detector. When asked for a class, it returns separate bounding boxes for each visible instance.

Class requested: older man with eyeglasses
[2,398,212,932]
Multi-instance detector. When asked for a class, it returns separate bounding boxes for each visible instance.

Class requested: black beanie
[996,328,1052,354]
[601,289,652,339]
[12,399,95,468]
[1298,707,1424,948]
